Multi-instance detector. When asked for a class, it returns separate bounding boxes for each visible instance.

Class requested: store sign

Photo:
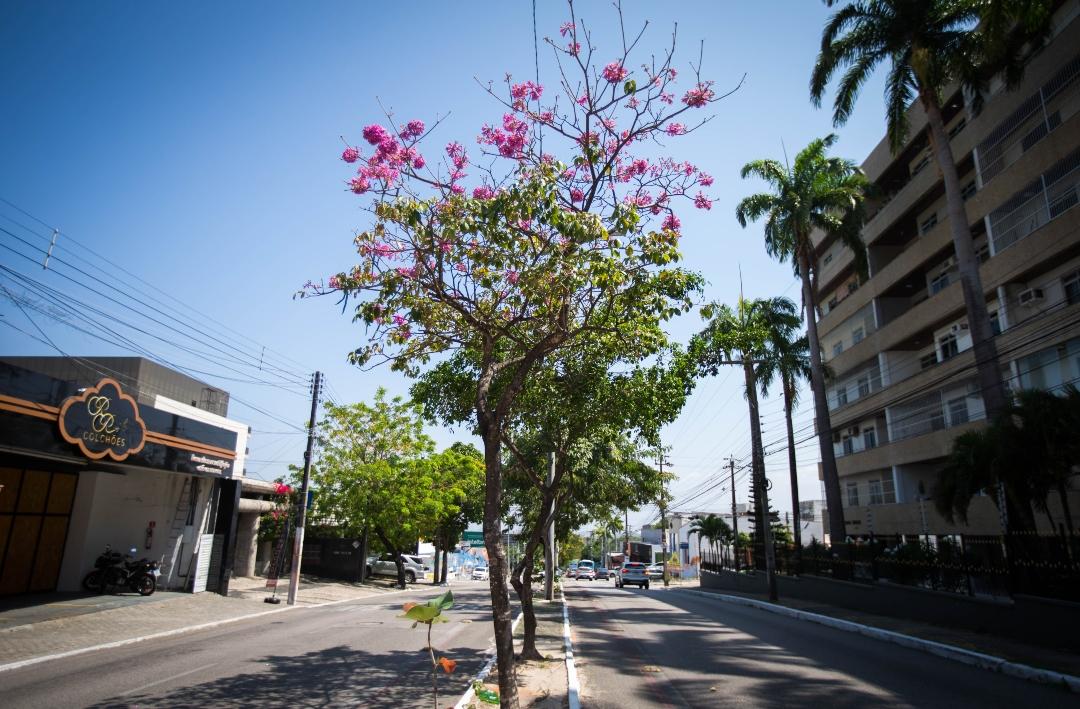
[58,378,147,461]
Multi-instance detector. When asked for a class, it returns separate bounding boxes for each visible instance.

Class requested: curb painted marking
[0,587,412,674]
[562,594,582,709]
[682,588,1080,695]
[454,610,524,709]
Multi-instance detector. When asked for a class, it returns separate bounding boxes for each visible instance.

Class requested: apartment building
[812,2,1080,539]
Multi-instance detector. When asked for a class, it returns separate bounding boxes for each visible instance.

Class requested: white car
[472,566,490,580]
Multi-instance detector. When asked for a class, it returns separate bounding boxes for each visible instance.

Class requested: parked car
[616,561,650,589]
[567,561,579,578]
[472,566,490,581]
[575,560,596,580]
[401,554,432,573]
[366,553,424,583]
[646,563,664,579]
[595,567,610,580]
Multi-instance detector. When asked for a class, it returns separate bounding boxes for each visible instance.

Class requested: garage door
[0,467,78,595]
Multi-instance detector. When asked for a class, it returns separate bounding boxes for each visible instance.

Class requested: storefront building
[0,357,249,597]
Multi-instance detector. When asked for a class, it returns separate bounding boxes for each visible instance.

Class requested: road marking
[453,610,524,709]
[562,594,581,709]
[116,662,218,696]
[0,587,414,674]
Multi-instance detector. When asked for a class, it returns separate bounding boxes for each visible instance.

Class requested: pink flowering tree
[301,4,737,705]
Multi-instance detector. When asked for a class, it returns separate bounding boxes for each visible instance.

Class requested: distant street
[0,583,500,709]
[565,581,1073,708]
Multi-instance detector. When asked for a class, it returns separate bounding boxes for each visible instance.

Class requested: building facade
[812,2,1080,538]
[0,357,248,596]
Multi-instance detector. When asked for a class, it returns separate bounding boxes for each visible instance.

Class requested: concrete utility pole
[728,456,738,570]
[658,452,671,587]
[287,371,321,606]
[544,451,556,601]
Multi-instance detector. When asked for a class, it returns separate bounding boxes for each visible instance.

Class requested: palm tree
[691,296,803,600]
[736,136,868,547]
[689,513,732,566]
[810,0,1055,423]
[756,328,813,559]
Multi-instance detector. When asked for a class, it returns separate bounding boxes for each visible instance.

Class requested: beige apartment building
[812,2,1080,539]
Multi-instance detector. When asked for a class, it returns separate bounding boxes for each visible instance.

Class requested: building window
[930,272,950,295]
[976,242,990,263]
[1064,271,1080,306]
[863,427,877,450]
[920,213,938,235]
[836,386,848,406]
[848,280,859,294]
[823,253,833,266]
[912,155,931,177]
[990,310,1002,335]
[833,341,844,357]
[846,481,860,507]
[961,181,977,201]
[857,376,870,398]
[948,397,970,426]
[921,352,938,370]
[868,480,885,505]
[852,327,864,345]
[842,436,855,455]
[939,333,959,360]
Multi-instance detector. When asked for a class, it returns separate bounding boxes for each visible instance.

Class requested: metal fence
[701,532,1080,603]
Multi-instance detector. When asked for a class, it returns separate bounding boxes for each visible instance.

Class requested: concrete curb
[682,588,1080,695]
[562,595,581,709]
[0,587,411,674]
[454,610,523,709]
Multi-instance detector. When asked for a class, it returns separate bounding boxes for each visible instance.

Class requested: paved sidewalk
[678,584,1080,678]
[0,576,405,669]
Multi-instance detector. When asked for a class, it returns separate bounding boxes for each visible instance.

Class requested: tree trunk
[799,250,847,547]
[433,545,440,586]
[441,539,449,583]
[744,359,778,601]
[1057,482,1075,535]
[480,428,519,708]
[784,382,802,566]
[375,530,406,589]
[509,540,544,661]
[921,90,1008,420]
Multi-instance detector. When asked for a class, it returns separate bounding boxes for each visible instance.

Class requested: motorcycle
[82,545,161,596]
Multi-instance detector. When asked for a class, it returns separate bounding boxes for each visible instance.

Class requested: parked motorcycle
[82,545,161,596]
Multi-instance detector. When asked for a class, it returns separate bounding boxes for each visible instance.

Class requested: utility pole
[727,456,738,571]
[544,451,556,601]
[287,371,321,606]
[624,508,630,558]
[658,452,671,588]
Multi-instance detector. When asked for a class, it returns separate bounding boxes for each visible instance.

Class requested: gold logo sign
[58,378,147,461]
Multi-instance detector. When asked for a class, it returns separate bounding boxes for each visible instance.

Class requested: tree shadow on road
[88,643,480,709]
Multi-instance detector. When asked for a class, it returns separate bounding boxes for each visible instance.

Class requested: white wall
[152,395,249,478]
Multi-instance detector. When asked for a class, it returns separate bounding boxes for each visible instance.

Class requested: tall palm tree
[691,296,803,600]
[810,0,1055,423]
[757,328,813,558]
[736,136,868,547]
[689,513,732,566]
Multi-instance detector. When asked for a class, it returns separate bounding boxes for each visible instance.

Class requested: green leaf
[400,604,441,623]
[429,589,454,612]
[624,79,636,95]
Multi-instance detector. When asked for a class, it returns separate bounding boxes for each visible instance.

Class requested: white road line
[562,594,581,709]
[116,662,219,696]
[453,610,524,709]
[0,587,413,674]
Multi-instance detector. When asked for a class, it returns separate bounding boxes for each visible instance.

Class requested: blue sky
[0,1,891,531]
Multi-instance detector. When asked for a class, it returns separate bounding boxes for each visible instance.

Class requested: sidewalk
[679,584,1080,678]
[0,575,405,670]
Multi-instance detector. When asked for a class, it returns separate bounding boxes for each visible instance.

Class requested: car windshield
[578,561,594,569]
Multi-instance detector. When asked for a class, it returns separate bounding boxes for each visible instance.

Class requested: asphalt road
[564,581,1075,708]
[0,582,502,708]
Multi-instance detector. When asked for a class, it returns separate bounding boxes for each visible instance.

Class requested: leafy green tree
[691,296,803,599]
[756,323,813,556]
[810,0,1054,423]
[735,136,868,546]
[560,534,586,566]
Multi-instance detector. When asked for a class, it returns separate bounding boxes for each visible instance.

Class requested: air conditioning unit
[1018,287,1045,306]
[847,426,860,436]
[950,322,969,334]
[939,256,956,272]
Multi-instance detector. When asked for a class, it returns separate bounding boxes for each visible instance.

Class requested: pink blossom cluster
[328,275,341,289]
[473,185,495,200]
[274,482,292,495]
[665,123,686,136]
[662,214,681,232]
[559,21,574,36]
[342,147,360,163]
[682,82,715,108]
[694,192,712,210]
[602,62,629,84]
[344,121,428,194]
[479,113,529,159]
[568,42,581,56]
[400,119,425,140]
[510,81,543,110]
